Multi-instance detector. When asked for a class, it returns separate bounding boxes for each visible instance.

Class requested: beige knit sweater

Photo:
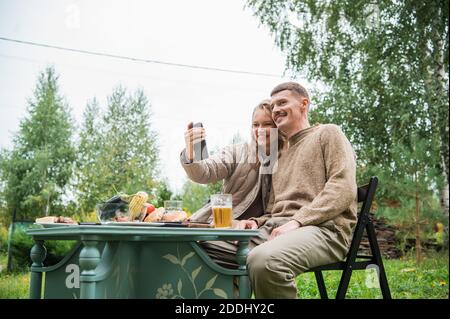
[252,124,358,244]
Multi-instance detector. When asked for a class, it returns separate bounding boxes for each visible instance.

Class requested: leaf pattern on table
[205,275,217,289]
[162,254,180,265]
[156,245,229,299]
[192,266,202,281]
[177,279,183,294]
[213,288,228,299]
[181,252,195,266]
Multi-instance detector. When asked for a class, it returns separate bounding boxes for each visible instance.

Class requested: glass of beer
[211,194,233,228]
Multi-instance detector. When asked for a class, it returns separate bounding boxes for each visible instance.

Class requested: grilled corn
[129,191,149,220]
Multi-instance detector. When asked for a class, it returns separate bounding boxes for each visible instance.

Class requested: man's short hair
[270,82,309,101]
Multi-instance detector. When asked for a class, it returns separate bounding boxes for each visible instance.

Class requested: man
[238,82,358,298]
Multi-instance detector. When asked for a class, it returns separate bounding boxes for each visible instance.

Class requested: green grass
[0,253,30,299]
[0,252,448,299]
[0,272,30,299]
[296,251,449,299]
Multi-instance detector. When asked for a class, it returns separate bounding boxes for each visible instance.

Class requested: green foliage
[0,207,8,228]
[296,252,448,299]
[0,67,163,221]
[75,86,160,212]
[207,181,224,195]
[377,195,446,227]
[70,210,98,223]
[246,0,449,246]
[371,134,446,258]
[246,0,449,193]
[0,67,76,220]
[181,180,210,214]
[371,133,444,220]
[0,226,7,253]
[152,180,173,208]
[0,272,29,299]
[8,226,76,272]
[74,98,103,213]
[178,180,223,215]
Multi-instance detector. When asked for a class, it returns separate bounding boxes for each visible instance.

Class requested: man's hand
[268,220,301,241]
[184,122,206,162]
[235,219,258,230]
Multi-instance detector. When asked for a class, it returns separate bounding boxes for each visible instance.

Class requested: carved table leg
[79,240,101,299]
[236,240,251,299]
[29,240,47,299]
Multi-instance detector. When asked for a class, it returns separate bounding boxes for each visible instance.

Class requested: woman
[180,99,285,224]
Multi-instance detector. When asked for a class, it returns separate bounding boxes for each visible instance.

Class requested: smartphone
[193,122,209,161]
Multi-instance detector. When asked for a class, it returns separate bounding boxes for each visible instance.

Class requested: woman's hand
[232,220,258,244]
[235,219,258,230]
[184,122,206,162]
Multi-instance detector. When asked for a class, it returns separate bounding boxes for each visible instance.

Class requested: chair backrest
[345,176,379,257]
[356,176,378,220]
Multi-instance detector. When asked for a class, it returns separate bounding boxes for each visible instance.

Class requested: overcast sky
[0,0,305,193]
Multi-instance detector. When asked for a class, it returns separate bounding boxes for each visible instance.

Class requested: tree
[74,98,103,213]
[101,86,160,194]
[0,67,76,220]
[152,180,173,208]
[75,86,160,212]
[180,180,210,215]
[246,0,448,206]
[207,181,223,194]
[378,134,442,263]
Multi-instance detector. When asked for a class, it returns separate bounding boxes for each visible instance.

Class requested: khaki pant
[200,217,349,299]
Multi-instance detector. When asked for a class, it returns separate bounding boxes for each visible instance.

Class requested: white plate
[102,221,166,227]
[35,222,79,228]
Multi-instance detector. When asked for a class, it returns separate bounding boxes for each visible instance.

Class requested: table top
[27,224,260,242]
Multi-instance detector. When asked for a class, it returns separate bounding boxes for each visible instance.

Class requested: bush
[8,226,76,272]
[374,193,448,255]
[0,226,8,253]
[71,210,98,223]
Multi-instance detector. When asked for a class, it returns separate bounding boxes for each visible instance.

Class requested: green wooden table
[26,225,259,299]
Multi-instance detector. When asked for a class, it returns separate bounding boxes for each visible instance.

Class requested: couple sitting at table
[180,82,358,299]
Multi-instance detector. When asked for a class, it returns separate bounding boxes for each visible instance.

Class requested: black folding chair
[307,176,392,299]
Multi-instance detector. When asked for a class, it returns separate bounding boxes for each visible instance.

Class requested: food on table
[113,216,130,222]
[142,207,188,223]
[127,191,149,221]
[96,191,189,224]
[161,210,188,222]
[36,216,56,223]
[97,191,151,222]
[35,216,77,224]
[135,203,155,222]
[146,204,156,214]
[143,207,165,222]
[96,196,130,222]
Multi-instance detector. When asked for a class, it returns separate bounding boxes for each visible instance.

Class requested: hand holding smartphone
[185,122,209,162]
[193,122,208,161]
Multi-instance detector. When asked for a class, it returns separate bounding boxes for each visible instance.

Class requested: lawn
[0,251,448,299]
[296,251,449,299]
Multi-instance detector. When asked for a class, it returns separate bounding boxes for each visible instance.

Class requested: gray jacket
[180,143,272,223]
